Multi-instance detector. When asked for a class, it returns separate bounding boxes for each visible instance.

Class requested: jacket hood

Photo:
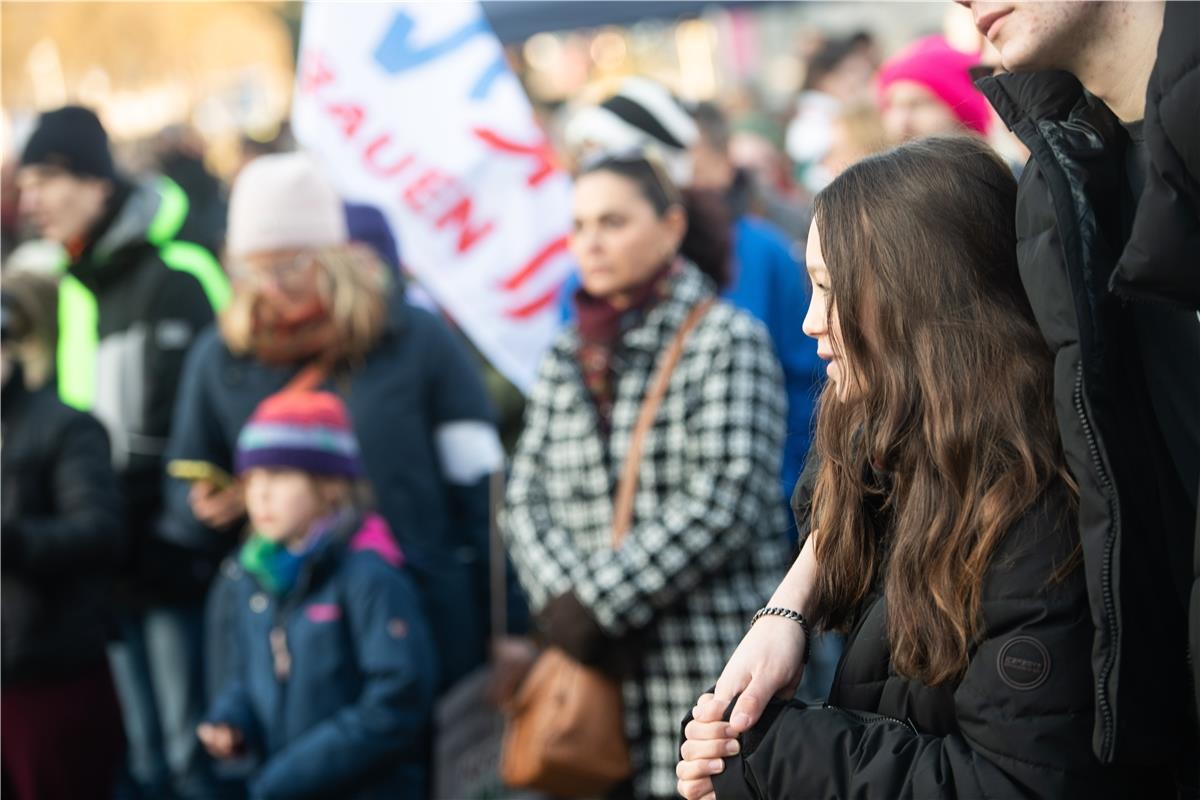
[90,176,168,263]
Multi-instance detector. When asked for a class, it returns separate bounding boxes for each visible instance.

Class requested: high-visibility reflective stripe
[57,275,99,410]
[147,176,189,246]
[160,241,230,311]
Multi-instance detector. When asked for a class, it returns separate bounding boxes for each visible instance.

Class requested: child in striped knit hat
[197,390,437,800]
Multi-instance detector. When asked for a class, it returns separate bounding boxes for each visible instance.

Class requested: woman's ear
[663,204,687,254]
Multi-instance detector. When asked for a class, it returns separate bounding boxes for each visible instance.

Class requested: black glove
[538,591,647,678]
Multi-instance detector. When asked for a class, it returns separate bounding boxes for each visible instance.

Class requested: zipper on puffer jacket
[821,704,917,735]
[1073,362,1120,761]
[267,560,320,740]
[1017,115,1122,763]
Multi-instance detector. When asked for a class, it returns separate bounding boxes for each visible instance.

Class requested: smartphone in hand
[168,459,235,490]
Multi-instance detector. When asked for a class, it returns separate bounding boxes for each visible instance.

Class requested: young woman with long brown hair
[676,136,1158,798]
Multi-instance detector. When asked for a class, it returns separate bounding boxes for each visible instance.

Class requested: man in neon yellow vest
[18,105,228,798]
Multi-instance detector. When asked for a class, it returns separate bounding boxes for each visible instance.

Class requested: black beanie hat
[20,105,116,181]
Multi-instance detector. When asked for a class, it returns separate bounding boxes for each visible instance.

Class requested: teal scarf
[239,511,347,596]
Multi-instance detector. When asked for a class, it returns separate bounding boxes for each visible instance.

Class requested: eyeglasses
[229,252,319,296]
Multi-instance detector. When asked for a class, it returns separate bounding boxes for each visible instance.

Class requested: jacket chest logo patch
[997,635,1051,690]
[305,603,342,623]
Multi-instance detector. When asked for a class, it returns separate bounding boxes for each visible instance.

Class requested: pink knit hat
[877,36,990,136]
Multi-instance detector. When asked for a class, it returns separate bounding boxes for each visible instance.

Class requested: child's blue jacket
[205,513,436,800]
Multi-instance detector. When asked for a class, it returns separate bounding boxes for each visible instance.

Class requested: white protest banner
[292,1,573,392]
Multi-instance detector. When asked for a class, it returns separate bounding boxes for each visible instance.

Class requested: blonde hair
[2,269,59,389]
[219,243,391,363]
[823,102,889,177]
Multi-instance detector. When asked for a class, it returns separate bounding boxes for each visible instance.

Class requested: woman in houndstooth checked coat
[503,152,789,799]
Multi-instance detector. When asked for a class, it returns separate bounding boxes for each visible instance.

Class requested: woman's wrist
[768,536,817,617]
[750,606,812,662]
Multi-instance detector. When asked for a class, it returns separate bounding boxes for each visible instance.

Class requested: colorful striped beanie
[235,391,364,478]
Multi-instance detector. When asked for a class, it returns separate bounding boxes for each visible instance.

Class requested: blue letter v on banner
[374,11,490,74]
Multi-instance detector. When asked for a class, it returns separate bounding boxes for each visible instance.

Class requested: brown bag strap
[611,298,715,547]
[488,469,508,643]
[284,361,329,393]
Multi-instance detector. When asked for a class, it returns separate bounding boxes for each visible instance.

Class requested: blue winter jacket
[162,292,500,689]
[560,215,822,526]
[205,512,436,800]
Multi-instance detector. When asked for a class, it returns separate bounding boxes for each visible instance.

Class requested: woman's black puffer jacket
[712,479,1168,799]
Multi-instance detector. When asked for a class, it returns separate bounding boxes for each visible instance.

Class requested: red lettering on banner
[326,103,365,138]
[473,128,558,187]
[499,235,568,291]
[303,70,502,260]
[436,196,496,255]
[403,169,454,215]
[299,51,336,95]
[363,134,414,178]
[503,283,564,319]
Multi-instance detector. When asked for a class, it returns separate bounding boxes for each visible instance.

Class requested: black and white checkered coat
[503,264,789,798]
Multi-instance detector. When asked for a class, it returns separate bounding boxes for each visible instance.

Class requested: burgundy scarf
[574,261,676,434]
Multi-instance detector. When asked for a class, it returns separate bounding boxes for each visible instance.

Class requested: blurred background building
[3,1,973,181]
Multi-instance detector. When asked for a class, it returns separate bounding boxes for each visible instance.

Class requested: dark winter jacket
[58,175,227,605]
[158,153,228,258]
[710,483,1163,799]
[164,293,503,689]
[1111,1,1200,309]
[204,513,436,800]
[1104,4,1200,730]
[1,369,125,684]
[977,70,1198,768]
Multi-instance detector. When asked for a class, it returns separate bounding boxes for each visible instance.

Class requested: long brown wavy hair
[808,136,1068,685]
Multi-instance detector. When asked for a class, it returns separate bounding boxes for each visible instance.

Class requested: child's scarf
[240,510,350,597]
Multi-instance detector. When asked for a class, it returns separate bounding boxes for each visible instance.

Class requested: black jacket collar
[978,70,1083,128]
[978,70,1125,149]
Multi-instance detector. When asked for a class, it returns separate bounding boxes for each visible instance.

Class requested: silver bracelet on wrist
[750,606,812,663]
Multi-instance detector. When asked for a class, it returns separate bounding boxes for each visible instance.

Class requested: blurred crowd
[2,5,1198,800]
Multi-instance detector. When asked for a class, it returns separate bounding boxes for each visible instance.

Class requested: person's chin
[253,525,285,543]
[995,33,1043,74]
[580,278,615,299]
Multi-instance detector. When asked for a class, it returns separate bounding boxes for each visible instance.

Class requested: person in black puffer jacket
[1102,2,1200,729]
[677,138,1161,798]
[0,274,127,800]
[960,0,1197,782]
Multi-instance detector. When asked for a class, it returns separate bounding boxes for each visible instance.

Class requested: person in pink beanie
[877,36,991,144]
